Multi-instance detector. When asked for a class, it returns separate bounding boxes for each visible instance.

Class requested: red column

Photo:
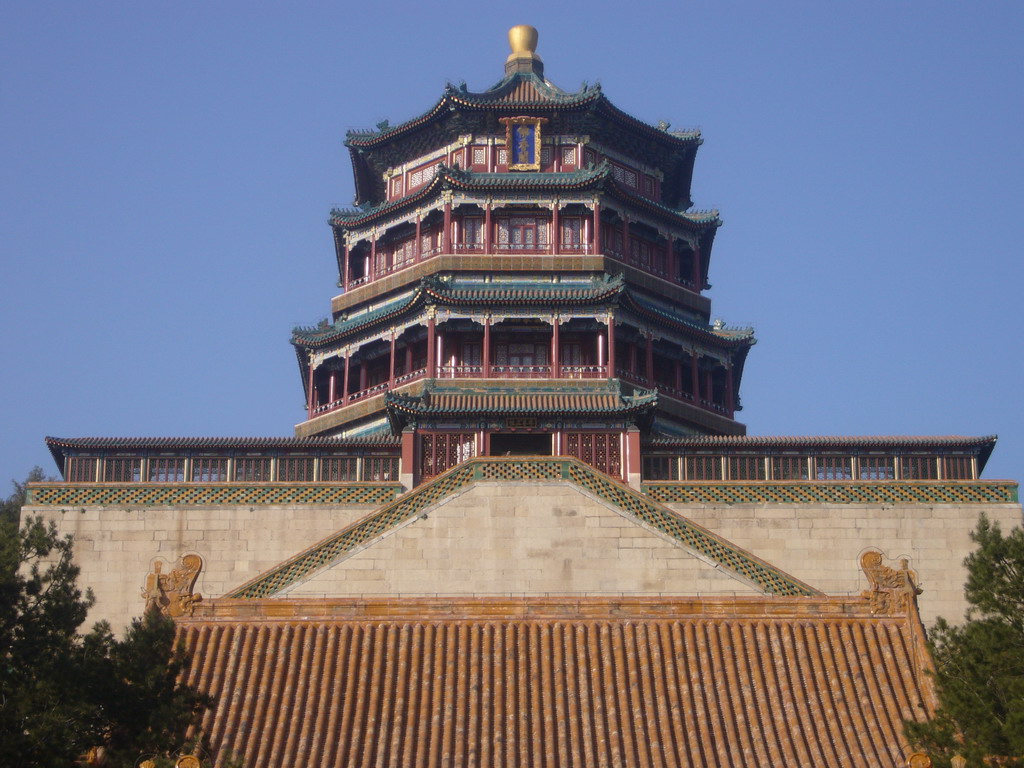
[691,351,700,400]
[692,243,702,290]
[415,217,422,261]
[726,363,735,416]
[629,343,638,378]
[343,354,350,403]
[551,202,560,255]
[343,243,350,291]
[625,426,641,486]
[426,314,436,377]
[704,369,713,407]
[645,333,654,384]
[592,200,602,255]
[442,200,452,254]
[306,362,316,420]
[607,315,616,376]
[389,334,397,389]
[483,316,491,377]
[484,201,492,254]
[551,318,560,378]
[329,371,336,405]
[370,235,377,281]
[359,361,367,391]
[622,218,630,261]
[405,345,414,377]
[400,427,416,488]
[674,358,683,394]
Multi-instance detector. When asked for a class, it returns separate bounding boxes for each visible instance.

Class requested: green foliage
[0,477,210,768]
[905,513,1024,767]
[0,465,45,524]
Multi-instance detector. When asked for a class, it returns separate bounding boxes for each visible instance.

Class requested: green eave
[622,291,755,348]
[329,163,719,233]
[421,273,624,305]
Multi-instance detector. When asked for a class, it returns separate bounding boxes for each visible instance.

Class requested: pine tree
[905,513,1024,766]
[0,474,210,768]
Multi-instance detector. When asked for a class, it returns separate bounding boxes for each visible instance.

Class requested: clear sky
[1,1,1022,484]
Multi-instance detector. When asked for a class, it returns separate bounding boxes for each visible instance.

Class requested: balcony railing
[453,243,485,253]
[437,365,484,379]
[560,364,608,378]
[311,369,428,417]
[489,365,552,378]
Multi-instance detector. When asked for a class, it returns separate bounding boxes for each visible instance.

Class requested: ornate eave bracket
[142,554,203,618]
[860,550,922,615]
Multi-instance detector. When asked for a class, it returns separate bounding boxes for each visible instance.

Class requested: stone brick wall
[25,503,378,633]
[669,501,1023,626]
[286,483,753,598]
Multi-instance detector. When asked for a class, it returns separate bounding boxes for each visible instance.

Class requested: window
[149,457,185,483]
[496,217,548,250]
[565,433,622,478]
[772,456,809,480]
[420,433,475,479]
[462,218,483,249]
[560,218,582,249]
[561,147,576,166]
[192,457,228,482]
[322,456,358,481]
[104,458,140,482]
[472,147,487,166]
[643,456,679,481]
[235,457,271,482]
[391,237,416,267]
[815,456,853,480]
[67,457,98,482]
[684,455,723,481]
[943,456,974,480]
[365,456,399,482]
[278,457,314,482]
[858,456,895,480]
[728,455,766,481]
[901,456,938,480]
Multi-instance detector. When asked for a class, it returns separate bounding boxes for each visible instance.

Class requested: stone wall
[671,500,1023,626]
[285,483,754,598]
[25,503,378,633]
[25,482,1023,632]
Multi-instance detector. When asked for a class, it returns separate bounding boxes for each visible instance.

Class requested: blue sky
[1,1,1022,483]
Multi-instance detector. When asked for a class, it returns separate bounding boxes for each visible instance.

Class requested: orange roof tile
[180,596,935,767]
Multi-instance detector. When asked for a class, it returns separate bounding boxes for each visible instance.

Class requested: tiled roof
[386,382,658,419]
[329,163,719,231]
[293,275,625,348]
[179,596,936,768]
[45,435,399,465]
[621,293,756,347]
[421,273,624,305]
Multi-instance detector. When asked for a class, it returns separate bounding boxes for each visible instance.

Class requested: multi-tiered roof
[292,27,756,485]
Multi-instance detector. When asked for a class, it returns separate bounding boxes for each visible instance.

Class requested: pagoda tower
[292,26,754,488]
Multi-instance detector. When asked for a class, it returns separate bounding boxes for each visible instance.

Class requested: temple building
[26,26,1021,768]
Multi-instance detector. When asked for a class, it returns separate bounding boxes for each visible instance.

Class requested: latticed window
[858,456,895,480]
[901,456,938,480]
[235,457,271,482]
[943,456,974,480]
[560,218,582,248]
[322,456,358,481]
[67,457,98,482]
[684,455,723,481]
[192,457,228,482]
[815,456,853,480]
[496,217,548,250]
[462,217,483,246]
[364,456,399,482]
[728,455,766,481]
[771,456,810,480]
[565,433,621,478]
[472,147,486,166]
[420,432,475,479]
[561,147,576,165]
[104,458,140,482]
[278,456,314,482]
[149,457,185,483]
[391,237,416,267]
[643,455,679,481]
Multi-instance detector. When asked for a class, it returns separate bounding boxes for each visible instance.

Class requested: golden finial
[508,25,538,56]
[505,25,543,76]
